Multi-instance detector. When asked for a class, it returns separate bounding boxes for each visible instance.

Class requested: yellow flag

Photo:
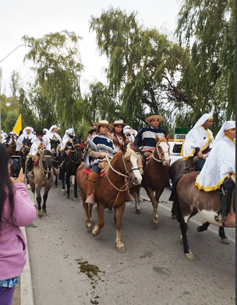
[12,114,22,135]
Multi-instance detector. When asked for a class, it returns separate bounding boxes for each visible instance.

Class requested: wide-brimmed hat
[112,120,126,126]
[93,120,113,129]
[145,114,164,123]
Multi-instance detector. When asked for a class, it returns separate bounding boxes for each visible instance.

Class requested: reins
[152,142,169,163]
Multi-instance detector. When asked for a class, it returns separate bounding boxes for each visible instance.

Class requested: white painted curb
[20,227,34,305]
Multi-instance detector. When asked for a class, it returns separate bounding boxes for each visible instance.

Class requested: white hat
[23,126,34,133]
[213,121,235,145]
[66,128,75,135]
[145,114,164,123]
[192,113,213,129]
[93,120,113,129]
[49,125,58,132]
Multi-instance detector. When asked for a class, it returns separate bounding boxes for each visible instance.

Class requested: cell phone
[10,155,21,178]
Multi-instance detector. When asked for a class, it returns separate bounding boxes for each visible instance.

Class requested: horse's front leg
[145,187,159,225]
[82,201,94,232]
[132,185,141,214]
[35,185,43,217]
[42,186,50,216]
[66,172,71,198]
[61,170,66,195]
[115,203,126,253]
[92,203,105,236]
[74,175,78,201]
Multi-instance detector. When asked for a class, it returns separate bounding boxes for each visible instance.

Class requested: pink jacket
[0,182,36,280]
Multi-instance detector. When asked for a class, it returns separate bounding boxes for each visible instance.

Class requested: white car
[168,140,184,165]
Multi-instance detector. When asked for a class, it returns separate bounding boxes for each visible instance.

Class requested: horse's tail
[172,175,184,223]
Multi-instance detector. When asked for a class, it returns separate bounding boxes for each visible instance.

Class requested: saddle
[83,168,106,178]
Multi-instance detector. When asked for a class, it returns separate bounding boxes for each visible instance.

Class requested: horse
[133,136,170,225]
[59,136,82,200]
[76,145,142,252]
[173,171,235,260]
[27,149,53,217]
[50,138,61,187]
[5,134,16,159]
[20,138,33,188]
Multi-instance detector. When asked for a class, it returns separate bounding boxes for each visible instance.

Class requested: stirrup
[85,193,95,205]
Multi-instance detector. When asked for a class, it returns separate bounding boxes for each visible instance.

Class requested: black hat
[36,130,43,136]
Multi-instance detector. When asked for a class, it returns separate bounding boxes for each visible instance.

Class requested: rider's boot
[215,188,235,227]
[85,172,99,204]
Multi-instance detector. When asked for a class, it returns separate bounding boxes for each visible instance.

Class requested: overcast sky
[0,0,181,96]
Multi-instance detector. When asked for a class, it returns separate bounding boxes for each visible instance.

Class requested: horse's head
[40,149,53,179]
[22,138,32,154]
[73,135,82,156]
[122,144,143,186]
[50,139,60,151]
[154,136,170,166]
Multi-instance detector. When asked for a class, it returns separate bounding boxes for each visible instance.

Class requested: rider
[123,125,138,144]
[84,120,119,204]
[26,130,51,179]
[109,120,127,150]
[134,114,167,159]
[195,121,235,227]
[1,130,8,143]
[181,113,214,171]
[15,126,35,154]
[48,125,62,143]
[59,128,75,166]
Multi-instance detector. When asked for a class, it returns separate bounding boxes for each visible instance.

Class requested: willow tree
[176,0,235,133]
[22,30,84,134]
[90,8,191,130]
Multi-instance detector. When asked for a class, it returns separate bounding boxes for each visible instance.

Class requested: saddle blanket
[83,168,105,178]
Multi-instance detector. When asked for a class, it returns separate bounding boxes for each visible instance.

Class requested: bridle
[68,141,81,164]
[152,141,169,164]
[41,153,53,177]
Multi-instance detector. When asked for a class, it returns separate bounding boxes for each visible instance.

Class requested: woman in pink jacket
[0,143,36,305]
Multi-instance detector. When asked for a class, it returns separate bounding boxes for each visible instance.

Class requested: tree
[22,30,84,134]
[176,0,235,133]
[10,70,20,96]
[90,8,191,130]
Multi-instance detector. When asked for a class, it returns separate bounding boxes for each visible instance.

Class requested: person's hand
[9,168,25,184]
[197,151,203,159]
[99,152,107,158]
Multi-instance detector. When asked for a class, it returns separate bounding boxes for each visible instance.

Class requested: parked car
[169,139,184,165]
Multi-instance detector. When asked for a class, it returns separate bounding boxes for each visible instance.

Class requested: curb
[20,226,34,305]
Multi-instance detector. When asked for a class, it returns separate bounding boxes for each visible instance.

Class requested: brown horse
[133,136,170,224]
[28,149,53,217]
[76,145,142,252]
[174,171,235,260]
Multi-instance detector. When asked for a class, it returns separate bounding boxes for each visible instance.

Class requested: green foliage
[0,94,19,133]
[22,30,83,135]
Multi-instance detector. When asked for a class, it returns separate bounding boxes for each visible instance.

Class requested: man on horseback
[84,120,119,204]
[1,130,8,143]
[26,130,51,180]
[134,114,167,160]
[15,126,35,154]
[181,113,214,171]
[195,121,235,227]
[48,125,62,143]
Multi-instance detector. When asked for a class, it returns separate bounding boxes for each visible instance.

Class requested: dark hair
[0,143,14,227]
[111,127,126,142]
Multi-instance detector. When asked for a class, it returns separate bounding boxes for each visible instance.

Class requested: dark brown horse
[134,136,170,224]
[5,134,16,159]
[76,145,142,252]
[173,171,235,260]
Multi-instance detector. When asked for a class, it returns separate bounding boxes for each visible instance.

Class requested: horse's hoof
[62,189,66,195]
[67,194,70,199]
[37,209,43,218]
[179,235,183,245]
[86,225,93,233]
[43,211,48,217]
[27,184,31,190]
[117,244,126,253]
[221,237,230,245]
[92,227,99,236]
[171,214,177,220]
[136,209,141,214]
[185,251,195,261]
[153,217,159,225]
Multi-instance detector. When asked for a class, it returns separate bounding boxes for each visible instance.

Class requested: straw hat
[145,114,164,123]
[93,120,113,129]
[112,120,126,126]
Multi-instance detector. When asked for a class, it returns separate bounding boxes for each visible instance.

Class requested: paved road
[26,182,235,305]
